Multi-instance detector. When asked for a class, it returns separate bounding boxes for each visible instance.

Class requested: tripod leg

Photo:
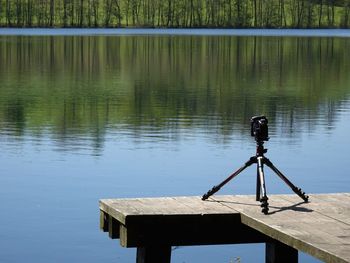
[256,165,261,201]
[264,158,309,202]
[257,157,269,214]
[202,157,256,200]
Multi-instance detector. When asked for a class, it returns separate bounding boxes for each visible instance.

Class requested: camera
[250,115,269,142]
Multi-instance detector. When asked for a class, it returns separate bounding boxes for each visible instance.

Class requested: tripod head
[256,141,268,156]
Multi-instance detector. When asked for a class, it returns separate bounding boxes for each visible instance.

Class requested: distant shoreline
[1,28,350,37]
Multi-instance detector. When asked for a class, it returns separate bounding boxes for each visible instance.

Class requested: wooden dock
[99,193,350,263]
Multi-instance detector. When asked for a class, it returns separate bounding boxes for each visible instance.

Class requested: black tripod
[202,141,309,214]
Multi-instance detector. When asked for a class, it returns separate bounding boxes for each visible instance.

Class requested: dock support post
[266,240,298,263]
[136,245,171,263]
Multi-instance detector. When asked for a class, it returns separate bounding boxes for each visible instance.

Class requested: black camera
[250,116,269,142]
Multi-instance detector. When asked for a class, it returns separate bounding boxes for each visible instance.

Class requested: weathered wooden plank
[171,196,238,214]
[280,193,350,224]
[99,199,145,225]
[210,194,350,263]
[128,196,237,216]
[131,197,204,216]
[101,196,237,218]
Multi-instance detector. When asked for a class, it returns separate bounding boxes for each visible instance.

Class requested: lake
[0,29,350,262]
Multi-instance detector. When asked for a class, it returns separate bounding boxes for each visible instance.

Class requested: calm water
[1,29,350,262]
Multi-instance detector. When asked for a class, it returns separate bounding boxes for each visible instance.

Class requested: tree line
[0,0,349,28]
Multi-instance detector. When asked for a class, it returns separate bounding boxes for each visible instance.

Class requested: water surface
[0,30,350,262]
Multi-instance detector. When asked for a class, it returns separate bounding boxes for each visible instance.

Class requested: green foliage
[0,0,349,28]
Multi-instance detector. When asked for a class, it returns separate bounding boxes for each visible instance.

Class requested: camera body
[250,115,269,142]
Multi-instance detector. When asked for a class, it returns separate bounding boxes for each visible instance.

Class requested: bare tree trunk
[253,0,257,26]
[70,0,75,27]
[318,0,323,27]
[87,0,91,26]
[278,0,286,27]
[104,0,113,27]
[259,0,263,27]
[15,0,22,27]
[226,0,232,26]
[50,0,55,27]
[26,0,33,26]
[92,0,99,27]
[44,0,49,26]
[113,0,122,26]
[331,0,335,26]
[79,0,84,27]
[306,0,313,28]
[63,0,67,27]
[327,0,335,27]
[297,0,304,27]
[166,0,172,26]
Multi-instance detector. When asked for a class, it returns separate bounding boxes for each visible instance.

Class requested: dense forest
[0,0,349,28]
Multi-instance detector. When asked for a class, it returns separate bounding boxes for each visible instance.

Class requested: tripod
[202,141,309,214]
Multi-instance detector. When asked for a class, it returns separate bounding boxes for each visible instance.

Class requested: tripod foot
[202,186,220,200]
[260,196,269,214]
[293,187,309,202]
[201,194,209,201]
